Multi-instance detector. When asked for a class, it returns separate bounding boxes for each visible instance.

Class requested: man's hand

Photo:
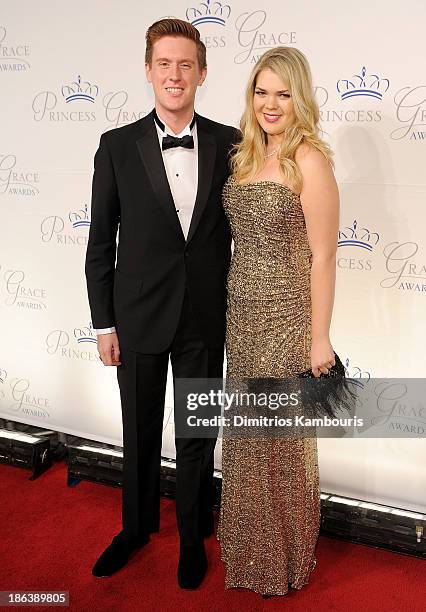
[97,332,121,366]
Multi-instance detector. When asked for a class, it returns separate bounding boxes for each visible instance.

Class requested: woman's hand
[311,338,335,378]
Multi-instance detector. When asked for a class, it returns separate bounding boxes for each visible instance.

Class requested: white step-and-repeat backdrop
[1,1,425,512]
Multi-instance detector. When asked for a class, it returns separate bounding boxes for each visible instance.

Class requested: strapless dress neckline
[227,176,300,199]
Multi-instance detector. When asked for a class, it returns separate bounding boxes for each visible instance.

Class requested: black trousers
[117,290,224,547]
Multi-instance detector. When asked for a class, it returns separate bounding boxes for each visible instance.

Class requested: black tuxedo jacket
[85,110,238,354]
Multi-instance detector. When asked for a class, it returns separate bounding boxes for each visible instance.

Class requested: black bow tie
[153,109,196,152]
[162,134,194,151]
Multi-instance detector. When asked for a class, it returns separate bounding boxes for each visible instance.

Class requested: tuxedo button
[184,251,189,258]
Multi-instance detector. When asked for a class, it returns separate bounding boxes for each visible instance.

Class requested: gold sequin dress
[217,178,321,596]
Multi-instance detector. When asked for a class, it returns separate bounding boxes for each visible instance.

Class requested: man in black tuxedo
[85,19,237,589]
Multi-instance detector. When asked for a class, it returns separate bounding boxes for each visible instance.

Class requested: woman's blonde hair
[231,46,333,193]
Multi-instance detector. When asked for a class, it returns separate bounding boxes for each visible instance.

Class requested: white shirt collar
[154,110,195,138]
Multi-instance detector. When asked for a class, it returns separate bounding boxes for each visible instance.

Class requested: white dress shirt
[95,112,198,336]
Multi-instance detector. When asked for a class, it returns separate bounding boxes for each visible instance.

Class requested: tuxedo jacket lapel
[136,112,185,241]
[186,113,217,245]
[136,111,217,245]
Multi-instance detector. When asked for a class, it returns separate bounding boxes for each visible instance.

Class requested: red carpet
[0,460,424,611]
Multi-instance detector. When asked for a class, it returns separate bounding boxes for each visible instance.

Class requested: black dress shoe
[177,541,207,589]
[92,531,149,577]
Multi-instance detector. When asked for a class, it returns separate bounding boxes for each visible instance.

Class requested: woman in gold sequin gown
[217,47,340,596]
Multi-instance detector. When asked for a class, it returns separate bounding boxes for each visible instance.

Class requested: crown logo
[186,0,231,26]
[62,75,99,103]
[73,322,96,344]
[69,203,90,228]
[344,358,370,388]
[0,368,7,384]
[338,220,380,252]
[337,66,390,101]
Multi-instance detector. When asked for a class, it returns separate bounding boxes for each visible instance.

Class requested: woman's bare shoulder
[295,141,324,162]
[295,142,331,176]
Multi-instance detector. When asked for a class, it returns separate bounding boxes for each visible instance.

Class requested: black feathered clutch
[298,352,357,419]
